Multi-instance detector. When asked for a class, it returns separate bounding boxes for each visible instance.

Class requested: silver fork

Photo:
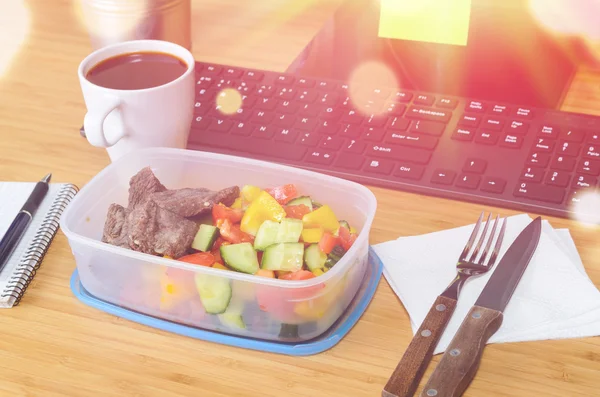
[382,212,507,397]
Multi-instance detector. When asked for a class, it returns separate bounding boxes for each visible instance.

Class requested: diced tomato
[178,252,215,267]
[318,232,339,254]
[265,184,298,205]
[284,204,311,219]
[212,203,243,224]
[338,226,357,251]
[218,218,254,244]
[257,251,264,264]
[280,270,316,281]
[211,248,224,265]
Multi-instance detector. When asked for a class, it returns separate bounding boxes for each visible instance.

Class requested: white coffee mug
[78,39,195,161]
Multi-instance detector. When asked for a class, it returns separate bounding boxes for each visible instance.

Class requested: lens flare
[215,88,243,115]
[569,189,600,226]
[0,0,30,78]
[73,0,149,43]
[528,0,600,40]
[347,61,399,116]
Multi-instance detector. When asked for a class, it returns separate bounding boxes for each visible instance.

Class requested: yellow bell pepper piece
[159,268,197,311]
[301,227,324,243]
[241,185,262,203]
[240,191,286,235]
[312,268,324,277]
[302,204,339,232]
[231,197,242,209]
[212,263,229,270]
[350,226,357,234]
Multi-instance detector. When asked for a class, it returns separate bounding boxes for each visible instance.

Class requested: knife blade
[420,216,542,397]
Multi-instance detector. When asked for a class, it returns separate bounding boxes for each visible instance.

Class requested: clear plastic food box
[60,147,377,342]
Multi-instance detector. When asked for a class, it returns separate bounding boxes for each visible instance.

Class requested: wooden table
[1,1,599,396]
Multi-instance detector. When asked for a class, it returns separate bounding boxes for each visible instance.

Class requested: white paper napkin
[373,213,600,355]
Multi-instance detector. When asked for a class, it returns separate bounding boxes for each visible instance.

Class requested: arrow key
[481,177,507,194]
[463,158,487,174]
[431,169,456,185]
[456,173,481,189]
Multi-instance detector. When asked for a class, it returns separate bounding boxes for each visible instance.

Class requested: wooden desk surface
[1,1,599,396]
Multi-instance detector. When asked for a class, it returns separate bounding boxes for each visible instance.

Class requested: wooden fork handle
[382,295,458,397]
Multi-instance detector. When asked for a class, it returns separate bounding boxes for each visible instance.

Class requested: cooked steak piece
[127,199,199,258]
[101,203,131,248]
[151,185,240,218]
[128,166,167,209]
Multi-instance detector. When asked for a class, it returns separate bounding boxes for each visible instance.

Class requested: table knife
[420,216,542,397]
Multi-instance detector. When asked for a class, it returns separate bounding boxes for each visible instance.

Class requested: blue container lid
[70,246,383,356]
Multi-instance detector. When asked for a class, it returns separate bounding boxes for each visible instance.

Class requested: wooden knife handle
[382,295,458,397]
[419,305,504,397]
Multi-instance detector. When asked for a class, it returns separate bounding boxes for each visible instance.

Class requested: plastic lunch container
[60,147,377,342]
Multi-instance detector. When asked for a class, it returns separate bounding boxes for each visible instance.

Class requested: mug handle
[83,95,126,147]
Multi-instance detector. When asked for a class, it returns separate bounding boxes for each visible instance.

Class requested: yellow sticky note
[378,0,472,46]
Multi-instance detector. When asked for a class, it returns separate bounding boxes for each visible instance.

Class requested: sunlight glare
[73,0,149,42]
[348,61,398,116]
[0,0,30,78]
[569,189,600,226]
[529,0,600,40]
[216,88,243,115]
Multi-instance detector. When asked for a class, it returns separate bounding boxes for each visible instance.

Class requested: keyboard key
[458,114,481,127]
[250,110,274,124]
[560,129,585,143]
[383,102,406,117]
[557,141,580,156]
[384,132,438,150]
[414,94,435,106]
[273,128,298,143]
[482,117,505,131]
[364,114,388,128]
[475,130,499,145]
[339,124,361,138]
[295,116,317,130]
[481,177,506,194]
[318,92,340,106]
[589,132,600,144]
[319,135,344,150]
[499,134,523,149]
[578,159,600,176]
[316,80,331,90]
[231,121,254,136]
[334,152,364,170]
[194,101,209,115]
[550,155,576,172]
[388,116,411,131]
[244,70,264,81]
[456,174,481,189]
[256,97,277,111]
[573,174,597,189]
[189,131,306,161]
[463,158,487,174]
[305,150,334,165]
[368,143,432,164]
[527,151,551,167]
[514,182,565,204]
[320,106,343,120]
[277,100,299,114]
[253,125,276,139]
[584,144,600,159]
[406,106,452,123]
[364,127,386,142]
[343,139,367,154]
[521,167,544,182]
[533,138,555,152]
[275,75,294,85]
[436,97,459,109]
[391,91,413,102]
[545,171,571,187]
[451,127,475,141]
[538,125,559,139]
[192,115,211,130]
[431,169,456,185]
[316,120,338,135]
[296,89,317,103]
[507,120,529,135]
[393,163,426,180]
[210,118,232,133]
[196,76,214,89]
[296,78,315,87]
[410,120,446,136]
[256,85,275,97]
[274,113,295,128]
[277,88,296,101]
[356,87,391,101]
[298,132,320,146]
[466,101,486,113]
[364,158,394,175]
[489,104,510,116]
[224,67,243,78]
[342,109,363,124]
[203,65,222,75]
[514,107,534,119]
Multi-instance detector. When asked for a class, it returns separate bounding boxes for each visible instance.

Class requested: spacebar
[188,131,307,161]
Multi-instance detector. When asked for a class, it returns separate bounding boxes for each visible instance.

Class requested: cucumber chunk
[218,296,246,329]
[220,243,260,274]
[253,218,303,251]
[328,245,346,263]
[304,243,327,271]
[192,224,219,252]
[279,323,299,339]
[261,242,304,272]
[287,196,313,211]
[277,218,303,243]
[194,273,232,314]
[338,220,350,230]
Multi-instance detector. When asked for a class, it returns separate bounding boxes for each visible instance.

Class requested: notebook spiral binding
[1,184,79,306]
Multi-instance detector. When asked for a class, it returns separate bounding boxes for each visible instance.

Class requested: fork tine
[479,215,500,266]
[485,217,507,269]
[469,212,492,262]
[459,211,484,260]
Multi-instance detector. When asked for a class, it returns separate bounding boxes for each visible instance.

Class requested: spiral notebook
[0,182,78,308]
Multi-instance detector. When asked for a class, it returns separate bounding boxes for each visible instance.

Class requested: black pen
[0,173,51,274]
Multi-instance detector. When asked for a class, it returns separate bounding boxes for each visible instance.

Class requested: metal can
[79,0,191,50]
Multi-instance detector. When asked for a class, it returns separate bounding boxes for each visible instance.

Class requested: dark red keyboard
[184,61,600,222]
